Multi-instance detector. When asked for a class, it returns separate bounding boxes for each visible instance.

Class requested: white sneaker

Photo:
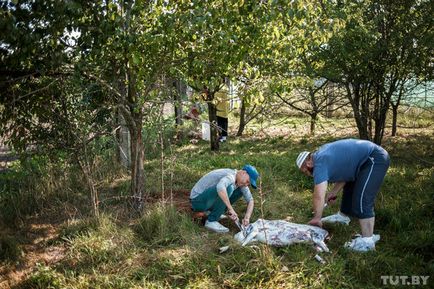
[204,220,229,233]
[321,212,350,225]
[204,211,227,220]
[344,236,377,252]
[353,234,380,243]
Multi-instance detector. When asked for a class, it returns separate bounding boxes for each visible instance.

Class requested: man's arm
[216,176,238,220]
[330,182,345,194]
[217,188,238,220]
[308,181,328,227]
[326,182,345,204]
[243,200,254,226]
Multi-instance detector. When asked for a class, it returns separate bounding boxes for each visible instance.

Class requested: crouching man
[190,165,259,233]
[296,139,390,252]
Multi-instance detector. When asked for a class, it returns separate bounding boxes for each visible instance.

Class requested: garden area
[1,1,433,288]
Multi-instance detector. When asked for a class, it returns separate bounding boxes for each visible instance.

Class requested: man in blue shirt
[190,165,259,233]
[296,139,390,252]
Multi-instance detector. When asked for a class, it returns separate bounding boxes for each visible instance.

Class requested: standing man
[190,165,259,233]
[215,80,229,142]
[296,139,390,252]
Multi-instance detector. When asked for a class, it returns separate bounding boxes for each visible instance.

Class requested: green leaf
[132,54,140,65]
[273,26,280,39]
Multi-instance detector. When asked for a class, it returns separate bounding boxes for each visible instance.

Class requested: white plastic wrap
[234,219,329,252]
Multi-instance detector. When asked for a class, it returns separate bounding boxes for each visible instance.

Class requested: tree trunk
[347,84,370,140]
[130,119,145,204]
[354,117,370,140]
[310,113,317,135]
[391,82,404,137]
[373,119,384,145]
[207,101,220,151]
[373,86,391,145]
[174,80,185,126]
[325,84,334,118]
[237,98,246,136]
[391,105,398,136]
[374,105,389,145]
[117,111,131,168]
[84,165,99,218]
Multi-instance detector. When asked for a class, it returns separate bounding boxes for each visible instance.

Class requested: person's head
[236,164,259,189]
[296,151,313,176]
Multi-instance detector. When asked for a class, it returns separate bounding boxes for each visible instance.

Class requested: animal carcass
[234,219,329,252]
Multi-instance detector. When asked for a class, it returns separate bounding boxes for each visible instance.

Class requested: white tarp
[234,219,329,252]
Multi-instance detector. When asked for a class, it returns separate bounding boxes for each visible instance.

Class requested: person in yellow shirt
[215,83,229,142]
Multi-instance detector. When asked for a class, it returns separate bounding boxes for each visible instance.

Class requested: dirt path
[0,219,66,289]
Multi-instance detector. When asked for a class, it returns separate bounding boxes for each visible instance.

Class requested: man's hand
[308,217,322,228]
[242,217,250,226]
[326,192,338,205]
[228,208,238,221]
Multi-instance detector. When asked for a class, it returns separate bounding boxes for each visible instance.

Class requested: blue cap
[242,164,259,189]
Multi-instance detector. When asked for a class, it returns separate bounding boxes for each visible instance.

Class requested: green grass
[0,235,22,263]
[1,115,433,288]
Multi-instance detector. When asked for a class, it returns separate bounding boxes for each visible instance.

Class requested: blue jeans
[190,184,243,222]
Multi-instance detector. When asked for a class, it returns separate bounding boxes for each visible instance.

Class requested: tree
[242,0,339,136]
[275,77,347,135]
[317,0,434,144]
[175,0,270,151]
[0,0,188,206]
[0,1,107,216]
[235,73,268,137]
[390,79,434,136]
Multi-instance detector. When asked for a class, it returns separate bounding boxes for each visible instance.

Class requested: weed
[20,264,64,289]
[0,235,22,262]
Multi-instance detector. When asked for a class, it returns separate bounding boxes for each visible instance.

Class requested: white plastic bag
[201,122,210,141]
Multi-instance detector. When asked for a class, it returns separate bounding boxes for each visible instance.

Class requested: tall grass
[1,114,433,288]
[0,235,22,263]
[0,156,64,226]
[134,204,199,246]
[0,139,127,227]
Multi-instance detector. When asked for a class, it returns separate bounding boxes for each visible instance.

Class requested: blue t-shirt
[313,139,377,185]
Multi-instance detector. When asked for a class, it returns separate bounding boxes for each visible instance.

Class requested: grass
[1,114,433,288]
[0,236,22,263]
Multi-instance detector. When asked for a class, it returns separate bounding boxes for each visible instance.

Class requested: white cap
[296,151,310,169]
